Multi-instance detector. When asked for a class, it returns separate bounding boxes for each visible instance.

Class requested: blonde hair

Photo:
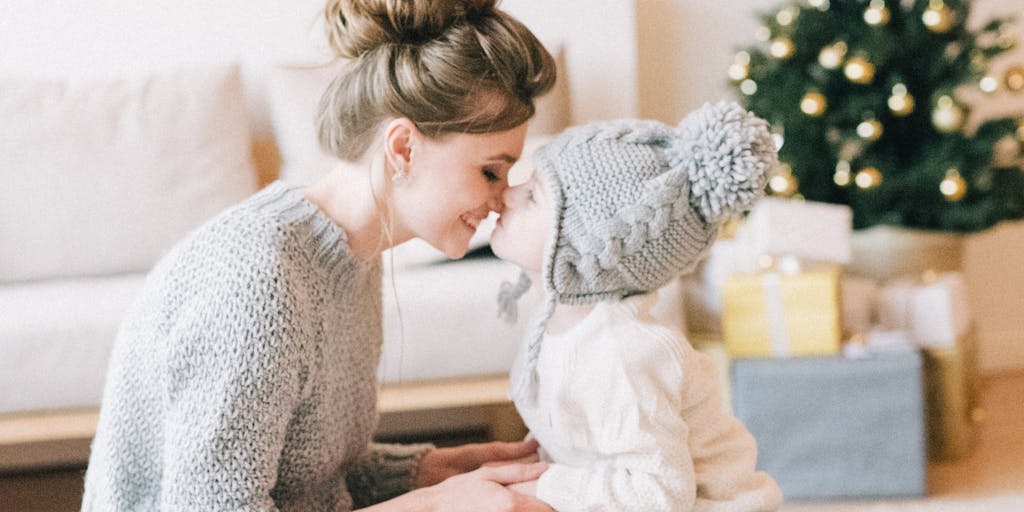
[317,0,557,161]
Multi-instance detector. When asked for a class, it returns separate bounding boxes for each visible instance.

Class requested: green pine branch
[732,0,1024,232]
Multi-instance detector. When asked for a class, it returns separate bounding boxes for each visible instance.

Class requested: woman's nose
[489,182,511,212]
[489,188,507,214]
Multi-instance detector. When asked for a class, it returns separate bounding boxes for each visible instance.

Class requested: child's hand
[383,464,553,512]
[416,438,541,488]
[507,479,539,497]
[482,453,540,467]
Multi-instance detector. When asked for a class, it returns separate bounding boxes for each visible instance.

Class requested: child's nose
[499,185,518,206]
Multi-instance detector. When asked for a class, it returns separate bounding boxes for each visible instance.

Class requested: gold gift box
[923,329,980,460]
[722,267,842,358]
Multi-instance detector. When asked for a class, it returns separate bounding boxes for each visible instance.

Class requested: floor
[2,373,1021,512]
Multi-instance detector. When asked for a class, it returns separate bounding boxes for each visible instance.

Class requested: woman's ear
[383,118,417,175]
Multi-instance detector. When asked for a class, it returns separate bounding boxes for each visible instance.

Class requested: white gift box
[876,272,970,348]
[877,278,915,331]
[910,273,970,348]
[734,198,852,273]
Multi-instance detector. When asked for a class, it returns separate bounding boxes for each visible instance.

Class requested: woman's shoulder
[168,182,338,271]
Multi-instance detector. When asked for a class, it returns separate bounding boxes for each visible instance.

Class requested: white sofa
[0,58,568,410]
[0,0,657,470]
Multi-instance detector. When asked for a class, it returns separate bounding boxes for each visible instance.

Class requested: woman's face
[396,124,527,259]
[490,170,554,274]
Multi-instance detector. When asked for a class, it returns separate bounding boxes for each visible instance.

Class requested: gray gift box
[731,350,926,500]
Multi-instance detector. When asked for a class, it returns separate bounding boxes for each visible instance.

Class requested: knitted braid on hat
[567,103,776,280]
[505,102,776,404]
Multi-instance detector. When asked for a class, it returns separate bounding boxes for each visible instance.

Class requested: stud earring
[392,169,409,186]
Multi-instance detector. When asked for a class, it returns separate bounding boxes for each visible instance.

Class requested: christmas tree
[730,0,1024,232]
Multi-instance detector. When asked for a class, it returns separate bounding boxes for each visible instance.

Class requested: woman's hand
[507,480,539,497]
[361,451,554,512]
[421,463,554,512]
[416,438,541,488]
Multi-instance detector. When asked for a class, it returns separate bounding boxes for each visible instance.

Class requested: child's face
[490,170,554,274]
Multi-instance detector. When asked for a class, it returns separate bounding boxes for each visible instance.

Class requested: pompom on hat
[501,101,778,403]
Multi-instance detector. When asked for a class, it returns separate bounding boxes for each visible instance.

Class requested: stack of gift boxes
[684,197,980,500]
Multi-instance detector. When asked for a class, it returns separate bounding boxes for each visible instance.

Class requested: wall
[0,0,638,137]
[636,0,1024,373]
[505,0,640,123]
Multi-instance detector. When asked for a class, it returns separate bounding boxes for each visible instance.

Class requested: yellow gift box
[722,266,842,357]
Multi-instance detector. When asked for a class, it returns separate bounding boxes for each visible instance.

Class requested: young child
[490,102,784,511]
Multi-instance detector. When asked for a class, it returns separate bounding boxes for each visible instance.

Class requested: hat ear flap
[670,101,777,224]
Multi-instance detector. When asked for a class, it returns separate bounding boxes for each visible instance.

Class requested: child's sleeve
[535,328,696,511]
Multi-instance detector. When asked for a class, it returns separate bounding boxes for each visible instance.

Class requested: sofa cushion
[0,65,258,282]
[0,274,146,413]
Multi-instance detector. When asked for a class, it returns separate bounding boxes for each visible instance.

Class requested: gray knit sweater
[82,182,431,511]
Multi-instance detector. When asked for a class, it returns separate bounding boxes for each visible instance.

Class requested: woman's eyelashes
[482,167,501,183]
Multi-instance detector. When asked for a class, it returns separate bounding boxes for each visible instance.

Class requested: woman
[81,1,558,510]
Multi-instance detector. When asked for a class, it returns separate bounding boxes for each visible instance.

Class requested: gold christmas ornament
[769,166,800,197]
[834,160,852,186]
[728,63,749,82]
[855,167,883,189]
[857,119,884,140]
[776,6,798,26]
[755,26,772,42]
[729,52,751,80]
[818,41,848,70]
[979,76,999,93]
[888,83,916,116]
[940,168,967,201]
[931,95,965,133]
[864,0,891,26]
[770,37,796,59]
[922,0,956,33]
[1005,66,1024,92]
[771,125,786,151]
[844,56,876,84]
[740,79,758,96]
[800,91,828,117]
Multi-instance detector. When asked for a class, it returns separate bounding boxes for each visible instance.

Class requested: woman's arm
[158,259,309,510]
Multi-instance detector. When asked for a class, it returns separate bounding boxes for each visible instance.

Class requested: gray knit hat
[502,101,777,403]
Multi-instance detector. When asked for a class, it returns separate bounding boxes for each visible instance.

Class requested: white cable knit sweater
[82,182,430,511]
[513,293,782,512]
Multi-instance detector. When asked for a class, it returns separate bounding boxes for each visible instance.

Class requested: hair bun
[670,101,777,224]
[325,0,498,58]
